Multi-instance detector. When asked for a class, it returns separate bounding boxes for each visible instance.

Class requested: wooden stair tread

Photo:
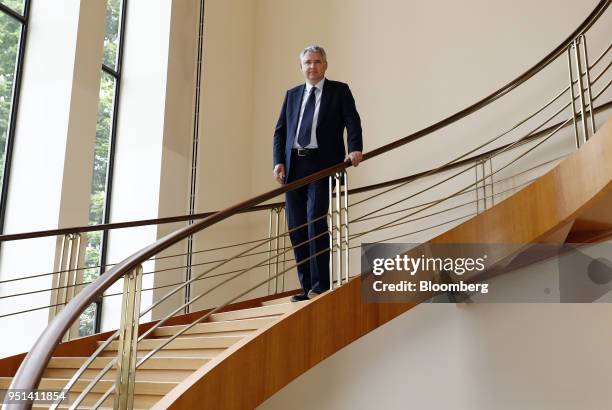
[29,389,160,409]
[33,406,147,410]
[32,406,112,410]
[1,286,308,408]
[99,348,225,358]
[151,329,254,339]
[43,367,194,382]
[153,316,277,337]
[208,301,306,321]
[102,335,243,351]
[260,295,297,305]
[0,377,176,395]
[48,356,208,370]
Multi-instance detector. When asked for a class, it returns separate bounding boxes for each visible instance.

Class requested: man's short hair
[300,45,327,61]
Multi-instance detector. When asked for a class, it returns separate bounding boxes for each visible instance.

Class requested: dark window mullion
[113,0,127,75]
[0,2,25,24]
[93,0,127,333]
[94,75,120,333]
[0,0,30,234]
[102,63,119,79]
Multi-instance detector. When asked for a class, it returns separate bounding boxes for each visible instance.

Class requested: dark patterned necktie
[297,87,317,148]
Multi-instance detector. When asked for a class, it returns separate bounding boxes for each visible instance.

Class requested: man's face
[300,51,327,85]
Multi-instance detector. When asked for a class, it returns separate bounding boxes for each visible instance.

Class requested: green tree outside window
[0,6,21,193]
[79,0,123,336]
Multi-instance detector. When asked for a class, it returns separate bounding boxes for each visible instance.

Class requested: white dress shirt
[293,78,325,149]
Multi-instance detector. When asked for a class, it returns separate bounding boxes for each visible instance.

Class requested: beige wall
[193,2,612,408]
[247,0,604,193]
[188,0,260,311]
[196,0,256,211]
[197,0,610,201]
[193,0,611,305]
[258,303,612,410]
[152,0,200,320]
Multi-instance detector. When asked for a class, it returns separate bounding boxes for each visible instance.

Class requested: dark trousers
[285,151,330,293]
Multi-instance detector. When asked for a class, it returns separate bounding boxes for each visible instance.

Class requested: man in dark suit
[272,45,363,301]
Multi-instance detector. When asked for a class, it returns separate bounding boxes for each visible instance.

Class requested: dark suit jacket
[273,79,363,182]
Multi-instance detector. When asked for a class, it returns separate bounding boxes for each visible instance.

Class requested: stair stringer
[153,277,416,410]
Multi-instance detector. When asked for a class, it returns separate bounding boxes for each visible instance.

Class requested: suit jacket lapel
[317,79,330,130]
[289,84,305,148]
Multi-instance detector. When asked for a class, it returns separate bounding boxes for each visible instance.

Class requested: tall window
[80,0,126,336]
[0,0,29,232]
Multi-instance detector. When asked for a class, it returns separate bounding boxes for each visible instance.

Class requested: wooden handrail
[8,0,610,406]
[2,99,611,243]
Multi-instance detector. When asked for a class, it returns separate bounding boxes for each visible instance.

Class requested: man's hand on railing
[273,164,286,184]
[345,151,363,167]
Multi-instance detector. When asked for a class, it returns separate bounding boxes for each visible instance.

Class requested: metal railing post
[328,176,334,291]
[268,207,287,295]
[267,209,274,295]
[567,44,581,149]
[66,233,82,306]
[280,207,287,292]
[273,207,281,294]
[65,233,82,341]
[579,34,596,135]
[480,160,488,210]
[572,38,589,144]
[342,171,349,283]
[267,207,283,295]
[486,156,495,208]
[113,265,143,410]
[51,234,70,318]
[474,163,481,214]
[51,233,83,341]
[334,173,342,288]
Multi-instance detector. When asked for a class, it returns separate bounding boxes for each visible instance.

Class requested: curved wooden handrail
[2,98,611,243]
[8,0,610,405]
[153,117,612,410]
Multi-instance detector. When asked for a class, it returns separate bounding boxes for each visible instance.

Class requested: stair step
[48,356,208,370]
[154,329,254,339]
[208,301,304,322]
[43,367,193,382]
[2,303,306,409]
[0,377,176,395]
[261,295,297,305]
[2,380,157,409]
[100,348,225,358]
[29,390,160,409]
[33,407,116,410]
[102,335,243,352]
[153,316,277,337]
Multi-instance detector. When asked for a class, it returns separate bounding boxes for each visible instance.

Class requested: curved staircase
[2,117,610,408]
[156,118,612,409]
[2,1,611,408]
[1,300,306,408]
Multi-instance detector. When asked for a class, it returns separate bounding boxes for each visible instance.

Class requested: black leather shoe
[307,289,326,299]
[290,293,309,302]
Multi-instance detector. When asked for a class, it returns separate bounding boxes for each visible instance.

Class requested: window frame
[86,0,128,334]
[0,0,30,234]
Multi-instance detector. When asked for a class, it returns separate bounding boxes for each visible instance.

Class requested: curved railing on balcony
[3,0,611,408]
